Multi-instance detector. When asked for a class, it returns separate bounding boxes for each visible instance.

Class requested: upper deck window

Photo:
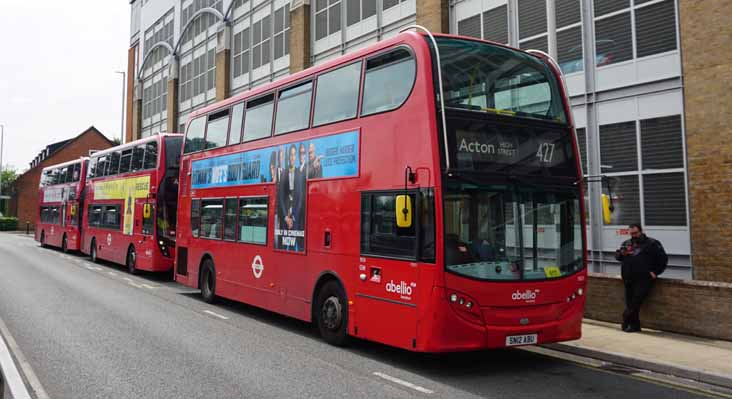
[434,37,567,124]
[243,94,275,142]
[361,48,416,116]
[184,117,206,154]
[275,81,313,135]
[144,141,158,169]
[228,103,245,145]
[206,109,230,150]
[313,62,361,126]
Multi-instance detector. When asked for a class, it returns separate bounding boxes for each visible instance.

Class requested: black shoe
[624,326,641,333]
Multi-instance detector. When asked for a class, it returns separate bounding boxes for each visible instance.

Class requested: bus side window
[360,192,417,259]
[131,145,145,171]
[191,199,201,238]
[144,141,158,169]
[119,149,133,174]
[313,62,361,126]
[72,163,81,182]
[184,117,206,154]
[361,48,416,116]
[108,151,121,176]
[103,206,121,230]
[243,94,275,142]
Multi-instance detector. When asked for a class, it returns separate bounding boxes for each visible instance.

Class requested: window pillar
[131,82,143,141]
[216,23,232,101]
[167,56,180,133]
[289,0,311,73]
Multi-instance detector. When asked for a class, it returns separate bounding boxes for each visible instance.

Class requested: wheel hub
[322,296,343,330]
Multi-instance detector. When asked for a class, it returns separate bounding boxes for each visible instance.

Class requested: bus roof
[40,157,88,172]
[89,133,182,158]
[185,31,552,125]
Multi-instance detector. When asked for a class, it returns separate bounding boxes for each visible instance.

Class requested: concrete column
[131,82,143,141]
[679,0,732,282]
[289,0,311,73]
[167,56,180,133]
[416,0,449,34]
[216,24,231,102]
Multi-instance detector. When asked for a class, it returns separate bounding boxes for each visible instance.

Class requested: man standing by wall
[615,224,668,333]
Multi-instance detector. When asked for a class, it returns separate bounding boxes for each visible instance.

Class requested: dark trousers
[622,277,654,330]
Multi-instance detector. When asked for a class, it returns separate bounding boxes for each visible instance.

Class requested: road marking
[122,277,144,289]
[141,284,158,289]
[373,372,434,394]
[107,271,118,277]
[203,310,229,320]
[0,315,50,399]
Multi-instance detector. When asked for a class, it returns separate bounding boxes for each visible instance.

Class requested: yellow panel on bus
[93,176,151,235]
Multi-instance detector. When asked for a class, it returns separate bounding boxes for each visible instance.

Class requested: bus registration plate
[505,334,537,347]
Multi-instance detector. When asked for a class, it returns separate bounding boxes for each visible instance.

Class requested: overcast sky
[0,1,129,172]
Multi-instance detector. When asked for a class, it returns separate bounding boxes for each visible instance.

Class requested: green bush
[0,217,18,231]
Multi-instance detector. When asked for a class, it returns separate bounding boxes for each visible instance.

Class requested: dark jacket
[615,235,668,280]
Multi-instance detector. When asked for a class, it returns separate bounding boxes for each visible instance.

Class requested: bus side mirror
[396,195,412,228]
[601,194,613,225]
[143,203,152,219]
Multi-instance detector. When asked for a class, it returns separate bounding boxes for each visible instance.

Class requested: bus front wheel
[200,259,216,304]
[126,246,137,275]
[316,280,349,346]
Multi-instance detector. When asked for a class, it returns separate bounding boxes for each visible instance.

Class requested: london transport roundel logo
[106,233,112,246]
[252,255,264,279]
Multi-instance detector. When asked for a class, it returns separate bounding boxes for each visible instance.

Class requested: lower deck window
[238,197,268,245]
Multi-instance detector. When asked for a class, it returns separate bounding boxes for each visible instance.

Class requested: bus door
[356,191,421,349]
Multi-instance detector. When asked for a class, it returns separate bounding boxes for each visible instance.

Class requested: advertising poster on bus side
[190,130,360,252]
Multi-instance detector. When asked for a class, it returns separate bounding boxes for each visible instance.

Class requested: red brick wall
[586,273,732,341]
[11,130,113,228]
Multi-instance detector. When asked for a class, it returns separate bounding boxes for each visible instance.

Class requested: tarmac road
[0,232,720,399]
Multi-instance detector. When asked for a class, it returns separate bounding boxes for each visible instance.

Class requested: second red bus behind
[81,133,182,274]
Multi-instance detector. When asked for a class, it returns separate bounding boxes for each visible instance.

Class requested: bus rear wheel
[316,281,349,346]
[62,235,68,253]
[90,239,98,263]
[200,259,216,304]
[126,246,137,275]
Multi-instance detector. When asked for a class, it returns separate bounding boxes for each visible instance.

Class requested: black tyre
[40,231,46,248]
[126,246,137,274]
[90,239,98,263]
[200,258,216,303]
[62,235,68,253]
[316,280,350,346]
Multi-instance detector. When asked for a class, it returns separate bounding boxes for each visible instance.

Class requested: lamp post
[115,71,126,144]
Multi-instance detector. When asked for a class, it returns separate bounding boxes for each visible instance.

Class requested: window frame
[223,197,239,242]
[360,189,421,261]
[237,195,269,246]
[359,46,417,118]
[199,197,225,241]
[274,79,315,136]
[312,60,364,128]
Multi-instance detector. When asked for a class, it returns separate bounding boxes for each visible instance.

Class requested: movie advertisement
[191,130,360,252]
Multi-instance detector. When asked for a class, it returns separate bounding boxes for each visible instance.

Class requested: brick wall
[11,129,113,229]
[416,0,448,33]
[679,0,732,282]
[586,273,732,341]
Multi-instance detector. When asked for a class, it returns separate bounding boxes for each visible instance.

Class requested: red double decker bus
[36,158,88,252]
[81,134,183,274]
[174,30,587,352]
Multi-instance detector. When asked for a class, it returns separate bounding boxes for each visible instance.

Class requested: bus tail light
[447,289,484,325]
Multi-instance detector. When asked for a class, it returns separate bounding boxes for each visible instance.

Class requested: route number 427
[536,142,555,164]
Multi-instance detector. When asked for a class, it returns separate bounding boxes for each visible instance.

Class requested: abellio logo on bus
[386,280,416,301]
[512,289,540,303]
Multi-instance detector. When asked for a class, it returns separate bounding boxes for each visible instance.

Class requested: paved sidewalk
[546,319,732,388]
